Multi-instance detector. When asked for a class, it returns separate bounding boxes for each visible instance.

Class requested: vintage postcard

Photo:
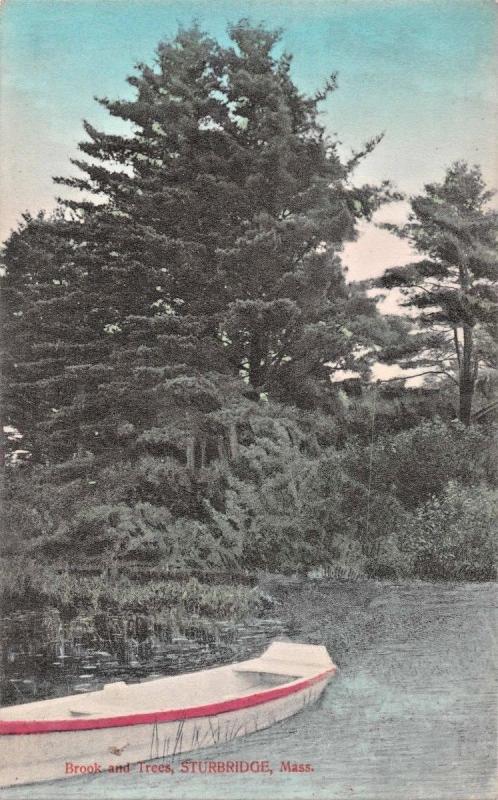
[0,0,496,798]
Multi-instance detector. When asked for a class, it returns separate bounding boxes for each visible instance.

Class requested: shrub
[344,419,493,510]
[398,482,497,580]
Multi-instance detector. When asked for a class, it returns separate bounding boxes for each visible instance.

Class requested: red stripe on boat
[0,669,334,735]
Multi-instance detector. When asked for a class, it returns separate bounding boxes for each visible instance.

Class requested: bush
[344,419,493,510]
[398,482,497,580]
[363,532,413,579]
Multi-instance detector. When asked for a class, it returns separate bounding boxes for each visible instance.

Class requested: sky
[0,0,497,282]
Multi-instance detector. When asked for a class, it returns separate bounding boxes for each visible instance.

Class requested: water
[0,611,287,706]
[1,580,496,799]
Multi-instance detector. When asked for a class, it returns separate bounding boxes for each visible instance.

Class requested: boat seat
[232,659,301,678]
[68,681,130,717]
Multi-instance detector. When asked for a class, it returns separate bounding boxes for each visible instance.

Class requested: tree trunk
[248,332,267,393]
[217,435,227,464]
[199,438,207,470]
[186,437,195,469]
[228,424,238,460]
[459,325,475,426]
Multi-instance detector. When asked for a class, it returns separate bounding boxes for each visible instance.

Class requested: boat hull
[0,671,332,787]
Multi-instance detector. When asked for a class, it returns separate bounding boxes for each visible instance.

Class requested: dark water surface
[1,580,496,799]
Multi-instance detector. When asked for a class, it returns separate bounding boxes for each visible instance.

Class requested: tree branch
[377,370,459,385]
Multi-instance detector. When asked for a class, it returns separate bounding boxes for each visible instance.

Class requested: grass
[0,557,262,622]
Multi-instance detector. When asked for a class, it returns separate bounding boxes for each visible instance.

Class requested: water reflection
[0,609,286,706]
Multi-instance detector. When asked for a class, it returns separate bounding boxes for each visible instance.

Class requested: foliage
[378,162,498,425]
[3,402,496,581]
[398,482,497,580]
[1,27,496,588]
[0,560,261,620]
[1,20,396,471]
[0,212,108,462]
[344,418,494,510]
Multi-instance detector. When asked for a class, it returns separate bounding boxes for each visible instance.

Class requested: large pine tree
[378,162,498,425]
[54,20,392,401]
[2,21,395,567]
[3,21,393,459]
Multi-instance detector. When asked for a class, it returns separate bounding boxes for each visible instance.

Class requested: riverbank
[0,561,272,707]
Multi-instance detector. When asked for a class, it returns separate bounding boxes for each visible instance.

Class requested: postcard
[1,1,496,798]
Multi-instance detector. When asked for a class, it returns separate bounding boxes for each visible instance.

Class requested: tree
[1,20,396,571]
[3,20,394,463]
[1,212,110,463]
[54,20,393,403]
[1,210,168,465]
[378,162,498,425]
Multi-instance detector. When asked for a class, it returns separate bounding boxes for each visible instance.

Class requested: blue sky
[1,0,496,278]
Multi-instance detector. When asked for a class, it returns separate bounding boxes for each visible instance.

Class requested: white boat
[0,641,336,787]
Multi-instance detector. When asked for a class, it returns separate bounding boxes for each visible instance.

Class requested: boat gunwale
[0,667,335,736]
